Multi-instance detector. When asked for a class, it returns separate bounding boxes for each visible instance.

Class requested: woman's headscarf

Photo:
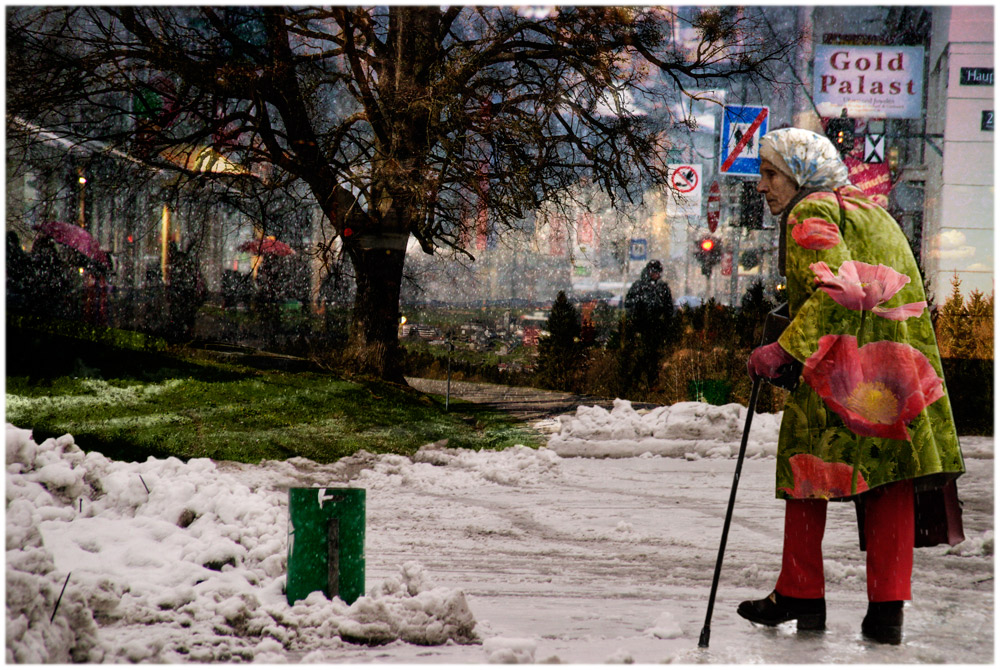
[760,128,853,278]
[758,128,852,191]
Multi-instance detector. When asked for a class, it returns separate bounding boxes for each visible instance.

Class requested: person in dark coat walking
[30,235,80,319]
[621,260,674,391]
[6,232,33,313]
[164,242,207,342]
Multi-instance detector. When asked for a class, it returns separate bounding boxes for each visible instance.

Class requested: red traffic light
[694,235,722,276]
[825,110,855,155]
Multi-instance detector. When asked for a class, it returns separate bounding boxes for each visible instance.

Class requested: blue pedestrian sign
[719,105,769,177]
[629,238,647,261]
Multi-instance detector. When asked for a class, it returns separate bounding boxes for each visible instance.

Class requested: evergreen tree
[965,288,994,359]
[937,274,972,358]
[535,291,582,390]
[736,277,776,348]
[590,300,619,346]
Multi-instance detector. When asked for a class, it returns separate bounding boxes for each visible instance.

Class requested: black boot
[861,601,903,644]
[737,590,826,630]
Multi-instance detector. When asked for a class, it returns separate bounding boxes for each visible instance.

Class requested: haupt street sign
[719,105,768,177]
[813,45,924,119]
[960,67,993,86]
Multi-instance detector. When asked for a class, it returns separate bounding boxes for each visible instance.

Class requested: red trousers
[774,479,914,602]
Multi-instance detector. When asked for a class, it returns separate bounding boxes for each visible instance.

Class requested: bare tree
[7,5,799,380]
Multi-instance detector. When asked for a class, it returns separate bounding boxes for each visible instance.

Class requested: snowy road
[7,403,994,664]
[350,451,994,664]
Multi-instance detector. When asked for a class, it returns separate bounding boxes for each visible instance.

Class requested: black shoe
[737,590,826,630]
[861,601,903,645]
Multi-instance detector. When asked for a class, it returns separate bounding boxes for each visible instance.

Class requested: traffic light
[694,235,722,276]
[739,247,763,270]
[826,109,855,157]
[738,181,764,229]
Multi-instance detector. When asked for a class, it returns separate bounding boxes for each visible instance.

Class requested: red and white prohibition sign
[670,165,700,193]
[706,181,721,233]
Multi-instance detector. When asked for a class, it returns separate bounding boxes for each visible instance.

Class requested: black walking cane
[698,304,798,648]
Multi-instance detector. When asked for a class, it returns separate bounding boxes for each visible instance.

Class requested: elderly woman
[740,127,965,644]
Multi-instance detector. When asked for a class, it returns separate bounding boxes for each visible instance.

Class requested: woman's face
[756,159,800,215]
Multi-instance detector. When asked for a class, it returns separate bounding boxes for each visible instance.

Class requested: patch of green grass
[6,354,541,464]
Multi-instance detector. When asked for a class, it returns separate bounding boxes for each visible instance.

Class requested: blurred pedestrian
[82,265,111,326]
[740,127,965,644]
[30,235,79,319]
[165,242,207,341]
[621,259,674,391]
[6,232,32,313]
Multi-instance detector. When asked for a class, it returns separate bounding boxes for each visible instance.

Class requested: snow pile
[411,443,562,487]
[548,399,782,459]
[605,648,636,663]
[483,636,537,663]
[646,611,685,640]
[7,427,105,663]
[946,530,994,557]
[6,425,479,663]
[278,562,477,648]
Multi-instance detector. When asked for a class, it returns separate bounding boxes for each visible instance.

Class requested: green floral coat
[774,185,965,501]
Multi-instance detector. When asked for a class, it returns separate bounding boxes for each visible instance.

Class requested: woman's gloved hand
[747,342,797,381]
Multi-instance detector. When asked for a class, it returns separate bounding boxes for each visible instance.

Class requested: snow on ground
[6,399,994,663]
[544,399,784,459]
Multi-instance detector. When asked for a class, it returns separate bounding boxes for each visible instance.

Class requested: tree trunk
[346,243,407,382]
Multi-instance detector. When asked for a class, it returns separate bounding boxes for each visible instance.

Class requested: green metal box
[286,487,365,605]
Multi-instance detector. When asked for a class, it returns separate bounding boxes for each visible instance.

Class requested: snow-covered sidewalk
[7,400,994,663]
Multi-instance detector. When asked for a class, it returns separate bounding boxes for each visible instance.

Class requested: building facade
[924,5,994,300]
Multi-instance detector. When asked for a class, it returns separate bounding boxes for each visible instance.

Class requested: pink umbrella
[238,237,295,256]
[32,221,111,268]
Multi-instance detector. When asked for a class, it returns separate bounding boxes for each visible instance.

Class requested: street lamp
[77,169,87,228]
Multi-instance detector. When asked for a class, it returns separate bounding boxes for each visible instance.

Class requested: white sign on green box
[813,45,924,119]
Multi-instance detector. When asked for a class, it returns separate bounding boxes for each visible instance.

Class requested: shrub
[534,291,586,391]
[934,275,994,361]
[942,358,993,435]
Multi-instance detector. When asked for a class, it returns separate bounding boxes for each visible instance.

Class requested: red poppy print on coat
[791,217,841,250]
[803,334,945,441]
[810,260,927,320]
[802,192,838,205]
[781,453,868,499]
[838,185,879,210]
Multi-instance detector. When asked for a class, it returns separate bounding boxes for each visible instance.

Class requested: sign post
[719,106,769,177]
[666,164,703,216]
[706,181,721,233]
[959,67,993,86]
[629,238,647,262]
[627,237,648,278]
[813,46,924,119]
[863,134,885,163]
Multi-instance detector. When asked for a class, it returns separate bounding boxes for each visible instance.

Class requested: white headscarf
[758,128,851,191]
